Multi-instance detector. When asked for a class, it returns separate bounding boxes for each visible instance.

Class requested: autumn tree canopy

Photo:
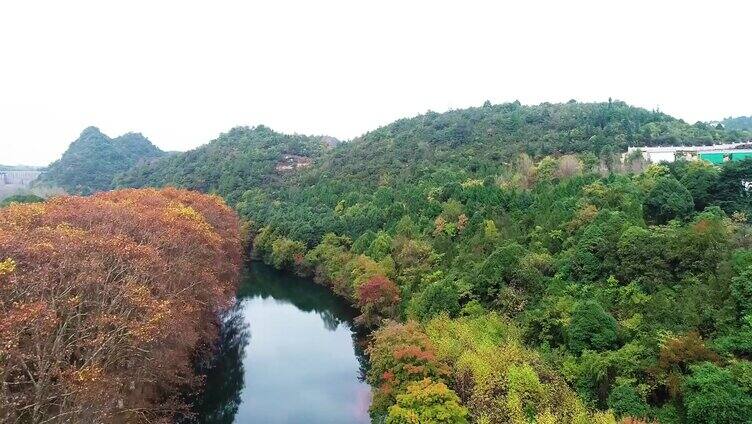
[0,188,242,423]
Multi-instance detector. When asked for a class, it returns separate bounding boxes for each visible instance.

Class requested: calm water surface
[190,263,372,424]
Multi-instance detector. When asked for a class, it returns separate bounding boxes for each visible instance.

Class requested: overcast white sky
[1,1,750,166]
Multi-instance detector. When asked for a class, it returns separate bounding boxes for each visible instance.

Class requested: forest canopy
[116,125,336,205]
[0,188,242,423]
[237,102,752,423]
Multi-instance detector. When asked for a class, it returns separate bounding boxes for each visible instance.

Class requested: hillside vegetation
[233,101,749,244]
[120,100,752,422]
[117,125,335,205]
[0,165,44,171]
[36,127,165,195]
[723,115,752,131]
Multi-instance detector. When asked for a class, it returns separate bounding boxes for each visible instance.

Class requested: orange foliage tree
[0,188,242,423]
[366,321,451,416]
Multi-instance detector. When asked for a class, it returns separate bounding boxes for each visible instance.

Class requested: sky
[1,1,750,166]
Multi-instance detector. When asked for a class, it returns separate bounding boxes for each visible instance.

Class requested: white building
[626,142,752,163]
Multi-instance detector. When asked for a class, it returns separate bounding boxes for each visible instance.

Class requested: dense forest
[0,188,242,423]
[35,127,166,195]
[723,116,752,132]
[114,101,752,422]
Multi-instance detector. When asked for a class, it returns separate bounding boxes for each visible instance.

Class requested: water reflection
[190,304,249,423]
[191,263,371,424]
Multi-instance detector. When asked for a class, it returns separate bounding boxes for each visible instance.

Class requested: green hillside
[116,125,335,205]
[235,100,750,243]
[120,100,752,422]
[36,127,165,195]
[723,115,752,131]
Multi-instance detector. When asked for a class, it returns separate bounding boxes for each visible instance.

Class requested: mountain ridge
[35,127,165,195]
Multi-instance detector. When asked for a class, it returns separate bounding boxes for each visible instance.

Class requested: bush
[356,275,401,327]
[0,193,44,207]
[366,321,451,415]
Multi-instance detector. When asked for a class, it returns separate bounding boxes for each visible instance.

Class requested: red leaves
[0,188,242,423]
[357,275,400,307]
[356,275,400,327]
[393,345,437,363]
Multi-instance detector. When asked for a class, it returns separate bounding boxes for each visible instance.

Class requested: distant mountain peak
[35,127,165,195]
[79,126,105,138]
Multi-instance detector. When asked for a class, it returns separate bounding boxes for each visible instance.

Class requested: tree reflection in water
[237,264,370,380]
[191,303,249,424]
[189,263,371,423]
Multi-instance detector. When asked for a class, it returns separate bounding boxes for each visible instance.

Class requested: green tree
[412,281,460,320]
[0,194,44,207]
[571,212,628,283]
[568,300,618,354]
[367,231,394,261]
[731,266,752,319]
[683,362,752,424]
[680,161,719,211]
[712,159,752,214]
[617,226,671,290]
[535,156,559,182]
[475,243,524,302]
[270,237,306,270]
[352,230,377,254]
[644,176,694,225]
[394,215,418,238]
[607,381,648,419]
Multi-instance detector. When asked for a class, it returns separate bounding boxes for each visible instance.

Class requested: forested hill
[723,115,752,131]
[233,100,750,243]
[112,100,752,422]
[306,100,746,184]
[119,100,751,244]
[240,101,752,422]
[116,125,336,205]
[357,100,745,156]
[36,126,165,195]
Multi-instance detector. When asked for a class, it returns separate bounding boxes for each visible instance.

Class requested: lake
[189,263,372,423]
